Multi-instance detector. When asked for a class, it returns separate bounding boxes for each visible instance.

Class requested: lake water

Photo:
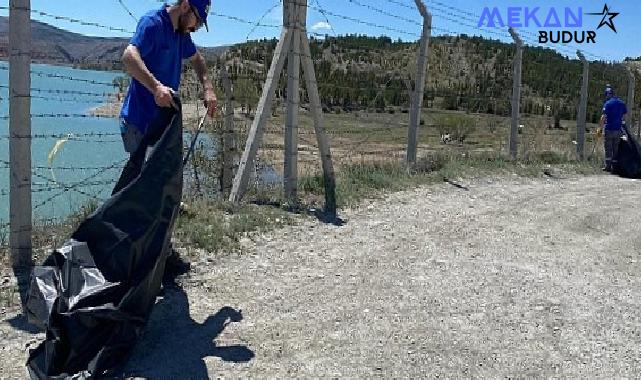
[0,61,128,224]
[0,62,280,226]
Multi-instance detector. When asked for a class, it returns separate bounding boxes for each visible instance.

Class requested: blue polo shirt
[602,97,628,131]
[119,5,197,133]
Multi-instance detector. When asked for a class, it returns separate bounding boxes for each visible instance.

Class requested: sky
[1,0,639,62]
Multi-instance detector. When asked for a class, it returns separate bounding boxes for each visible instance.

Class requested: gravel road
[2,174,640,378]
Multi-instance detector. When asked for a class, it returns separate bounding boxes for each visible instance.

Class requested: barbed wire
[0,86,118,98]
[0,66,118,87]
[246,1,282,41]
[0,129,220,141]
[28,95,116,104]
[32,159,126,211]
[34,164,121,171]
[0,113,115,120]
[311,0,337,37]
[0,132,122,139]
[305,4,420,38]
[32,178,116,190]
[0,160,125,176]
[346,0,421,27]
[116,0,138,23]
[211,10,280,30]
[0,5,134,34]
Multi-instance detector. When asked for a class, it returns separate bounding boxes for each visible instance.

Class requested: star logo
[586,4,620,33]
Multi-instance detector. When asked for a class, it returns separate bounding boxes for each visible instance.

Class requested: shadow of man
[120,280,254,379]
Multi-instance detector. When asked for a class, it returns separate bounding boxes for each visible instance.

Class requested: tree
[234,77,259,116]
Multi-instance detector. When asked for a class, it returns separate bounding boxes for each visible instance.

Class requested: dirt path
[2,174,641,378]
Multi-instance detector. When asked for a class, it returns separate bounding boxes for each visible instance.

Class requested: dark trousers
[604,129,622,170]
[112,116,169,195]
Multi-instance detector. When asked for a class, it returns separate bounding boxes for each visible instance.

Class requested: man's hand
[190,52,217,117]
[122,45,177,109]
[204,88,218,117]
[153,84,177,109]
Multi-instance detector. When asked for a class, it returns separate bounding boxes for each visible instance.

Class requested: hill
[221,35,639,123]
[0,17,227,71]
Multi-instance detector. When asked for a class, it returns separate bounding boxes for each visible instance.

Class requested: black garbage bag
[25,100,184,379]
[613,124,641,179]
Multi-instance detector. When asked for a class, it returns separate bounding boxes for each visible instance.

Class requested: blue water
[0,62,280,225]
[0,62,128,223]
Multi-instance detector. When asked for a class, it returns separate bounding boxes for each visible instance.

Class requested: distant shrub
[434,114,476,144]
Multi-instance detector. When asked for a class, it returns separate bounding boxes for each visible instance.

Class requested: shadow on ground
[120,280,254,379]
[251,199,346,226]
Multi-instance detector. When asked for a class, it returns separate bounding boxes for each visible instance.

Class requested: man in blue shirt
[598,87,628,172]
[116,0,217,276]
[118,0,216,163]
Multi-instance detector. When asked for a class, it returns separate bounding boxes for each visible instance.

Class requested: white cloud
[311,21,332,31]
